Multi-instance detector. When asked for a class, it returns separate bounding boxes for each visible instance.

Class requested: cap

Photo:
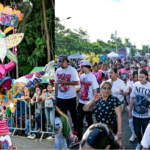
[140,61,145,65]
[80,60,91,66]
[58,55,69,63]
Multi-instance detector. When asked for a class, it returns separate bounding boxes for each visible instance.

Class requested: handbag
[45,92,53,108]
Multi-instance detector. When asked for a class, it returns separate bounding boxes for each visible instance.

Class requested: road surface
[67,108,138,149]
[11,136,54,149]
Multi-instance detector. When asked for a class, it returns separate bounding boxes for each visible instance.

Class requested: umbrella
[107,52,119,58]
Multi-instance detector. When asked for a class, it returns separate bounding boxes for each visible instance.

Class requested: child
[55,106,78,150]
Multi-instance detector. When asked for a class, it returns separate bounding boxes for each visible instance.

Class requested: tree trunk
[42,0,51,62]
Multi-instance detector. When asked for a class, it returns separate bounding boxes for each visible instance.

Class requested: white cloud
[56,0,150,49]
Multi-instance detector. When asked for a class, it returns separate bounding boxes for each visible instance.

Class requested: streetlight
[60,17,71,22]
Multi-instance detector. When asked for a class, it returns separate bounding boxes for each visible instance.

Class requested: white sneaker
[27,133,32,139]
[129,134,137,142]
[135,143,142,150]
[30,134,36,139]
[46,136,55,140]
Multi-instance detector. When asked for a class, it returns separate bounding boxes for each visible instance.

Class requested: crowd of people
[55,54,150,150]
[7,79,55,140]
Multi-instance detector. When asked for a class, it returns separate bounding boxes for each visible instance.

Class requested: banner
[126,47,131,56]
[119,51,125,58]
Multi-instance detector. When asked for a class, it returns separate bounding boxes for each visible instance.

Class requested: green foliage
[55,17,137,58]
[1,0,54,77]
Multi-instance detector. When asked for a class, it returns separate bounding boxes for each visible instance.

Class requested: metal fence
[7,100,55,141]
[8,100,27,136]
[29,101,55,141]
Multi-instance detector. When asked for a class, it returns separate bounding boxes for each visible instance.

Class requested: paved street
[11,136,54,150]
[68,108,138,150]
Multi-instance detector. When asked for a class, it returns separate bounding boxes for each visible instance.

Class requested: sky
[56,0,150,49]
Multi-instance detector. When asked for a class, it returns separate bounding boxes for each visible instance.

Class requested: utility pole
[148,40,149,53]
[115,30,117,53]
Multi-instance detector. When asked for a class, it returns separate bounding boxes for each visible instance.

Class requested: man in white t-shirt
[141,123,150,150]
[75,60,99,141]
[129,69,150,150]
[55,55,79,131]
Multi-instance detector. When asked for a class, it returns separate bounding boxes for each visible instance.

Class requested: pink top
[0,120,9,136]
[92,71,104,86]
[119,68,131,81]
[145,66,150,70]
[117,69,121,78]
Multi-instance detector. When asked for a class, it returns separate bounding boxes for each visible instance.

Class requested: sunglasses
[102,87,111,90]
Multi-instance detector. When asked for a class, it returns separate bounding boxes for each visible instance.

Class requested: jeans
[7,118,13,132]
[45,107,55,125]
[57,97,77,130]
[27,119,39,135]
[76,103,93,140]
[35,109,46,131]
[133,116,149,143]
[45,107,55,135]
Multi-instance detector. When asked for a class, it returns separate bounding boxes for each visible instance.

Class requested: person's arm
[120,90,128,96]
[68,130,78,143]
[141,124,150,150]
[93,88,97,95]
[41,93,46,102]
[57,68,79,85]
[129,97,135,119]
[83,93,101,111]
[57,80,79,85]
[83,100,96,112]
[76,88,80,92]
[115,105,122,141]
[37,92,41,102]
[42,89,46,99]
[51,96,55,101]
[16,92,25,101]
[55,83,58,98]
[120,82,128,96]
[16,96,25,101]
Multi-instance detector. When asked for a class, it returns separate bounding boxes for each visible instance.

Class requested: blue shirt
[14,92,25,115]
[100,55,106,62]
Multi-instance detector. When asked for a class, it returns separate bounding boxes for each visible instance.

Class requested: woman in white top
[42,84,55,140]
[108,67,128,112]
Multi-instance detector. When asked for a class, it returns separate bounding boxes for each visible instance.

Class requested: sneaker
[30,134,36,139]
[135,143,142,150]
[27,133,32,139]
[46,136,55,140]
[129,134,137,142]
